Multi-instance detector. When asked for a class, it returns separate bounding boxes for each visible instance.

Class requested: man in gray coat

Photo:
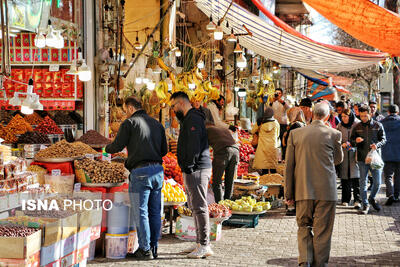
[285,101,343,267]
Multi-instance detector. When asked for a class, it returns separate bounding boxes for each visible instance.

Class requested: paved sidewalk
[89,191,400,267]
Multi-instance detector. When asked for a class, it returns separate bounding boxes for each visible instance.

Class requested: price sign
[51,169,61,176]
[49,65,60,72]
[102,153,111,162]
[40,145,48,150]
[74,183,81,192]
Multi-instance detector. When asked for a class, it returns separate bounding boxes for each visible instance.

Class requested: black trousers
[341,178,361,203]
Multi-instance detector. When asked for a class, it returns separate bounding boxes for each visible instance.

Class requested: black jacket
[105,110,168,170]
[350,119,386,162]
[177,108,212,174]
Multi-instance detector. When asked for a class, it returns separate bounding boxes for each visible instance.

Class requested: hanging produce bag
[365,150,384,170]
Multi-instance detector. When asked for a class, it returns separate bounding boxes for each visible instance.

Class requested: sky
[306,5,335,45]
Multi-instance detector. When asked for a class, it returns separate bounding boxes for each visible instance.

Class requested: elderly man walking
[285,101,343,267]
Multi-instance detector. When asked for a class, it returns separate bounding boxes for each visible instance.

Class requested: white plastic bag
[365,150,384,170]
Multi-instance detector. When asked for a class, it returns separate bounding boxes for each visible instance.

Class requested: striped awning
[195,0,387,72]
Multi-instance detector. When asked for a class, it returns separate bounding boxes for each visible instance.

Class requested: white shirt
[271,100,290,125]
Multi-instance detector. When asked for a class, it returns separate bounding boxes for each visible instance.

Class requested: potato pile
[35,140,98,159]
[74,158,126,183]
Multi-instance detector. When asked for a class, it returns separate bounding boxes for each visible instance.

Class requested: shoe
[286,209,296,216]
[187,245,214,258]
[180,243,199,254]
[341,202,349,207]
[385,196,395,206]
[368,197,381,211]
[126,248,152,260]
[299,263,311,267]
[358,205,369,215]
[354,202,361,210]
[151,246,158,259]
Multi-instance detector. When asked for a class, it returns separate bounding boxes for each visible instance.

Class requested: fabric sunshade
[195,0,387,72]
[302,0,400,56]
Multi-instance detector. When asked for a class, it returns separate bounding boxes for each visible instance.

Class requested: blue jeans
[129,164,163,251]
[358,161,382,206]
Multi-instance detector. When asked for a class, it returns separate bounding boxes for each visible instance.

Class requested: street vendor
[105,96,168,260]
[192,99,214,125]
[208,95,236,132]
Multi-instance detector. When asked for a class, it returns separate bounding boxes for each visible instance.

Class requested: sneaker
[187,245,214,259]
[358,205,369,215]
[354,202,361,210]
[180,243,199,254]
[368,197,381,211]
[151,246,158,259]
[385,196,395,206]
[341,202,349,207]
[127,248,152,260]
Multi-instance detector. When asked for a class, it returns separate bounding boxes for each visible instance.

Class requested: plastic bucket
[107,202,129,234]
[105,233,128,259]
[44,174,75,194]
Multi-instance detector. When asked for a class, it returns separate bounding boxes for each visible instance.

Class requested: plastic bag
[365,150,384,170]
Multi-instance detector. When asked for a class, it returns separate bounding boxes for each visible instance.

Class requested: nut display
[53,111,77,125]
[27,165,47,184]
[17,131,51,144]
[0,225,39,237]
[0,125,17,143]
[6,114,33,135]
[22,209,76,219]
[24,112,43,125]
[35,140,97,159]
[259,173,284,185]
[35,116,64,134]
[74,158,126,183]
[77,130,111,146]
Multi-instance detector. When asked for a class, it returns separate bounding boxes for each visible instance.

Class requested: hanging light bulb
[45,20,56,47]
[135,77,142,84]
[234,42,243,53]
[215,63,223,70]
[213,53,222,63]
[234,84,240,92]
[30,95,43,110]
[263,79,269,84]
[238,88,247,98]
[34,32,46,48]
[213,21,223,40]
[134,32,142,50]
[227,28,236,42]
[78,61,92,81]
[236,54,247,68]
[175,48,182,57]
[67,61,79,75]
[197,60,205,69]
[188,83,196,89]
[147,81,156,90]
[206,15,216,31]
[21,105,34,115]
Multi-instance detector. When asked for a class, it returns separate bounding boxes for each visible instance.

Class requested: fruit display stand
[162,180,187,234]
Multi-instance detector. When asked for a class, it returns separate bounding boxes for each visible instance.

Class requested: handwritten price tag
[52,169,61,176]
[85,154,94,160]
[49,65,60,72]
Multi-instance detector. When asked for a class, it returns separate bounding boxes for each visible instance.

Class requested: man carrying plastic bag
[350,105,386,214]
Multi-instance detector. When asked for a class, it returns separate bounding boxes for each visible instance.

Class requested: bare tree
[333,28,380,101]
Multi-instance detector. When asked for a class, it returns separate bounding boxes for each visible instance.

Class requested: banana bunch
[203,81,220,101]
[155,80,172,104]
[192,86,209,102]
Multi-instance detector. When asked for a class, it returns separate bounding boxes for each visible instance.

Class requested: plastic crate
[222,214,259,228]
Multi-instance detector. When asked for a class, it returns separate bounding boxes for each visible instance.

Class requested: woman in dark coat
[336,109,361,208]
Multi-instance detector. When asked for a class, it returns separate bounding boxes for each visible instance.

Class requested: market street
[89,190,400,267]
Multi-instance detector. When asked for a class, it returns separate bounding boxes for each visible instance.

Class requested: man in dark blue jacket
[106,96,167,260]
[170,92,213,259]
[381,104,400,205]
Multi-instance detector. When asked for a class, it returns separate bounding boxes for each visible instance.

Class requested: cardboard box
[74,245,89,264]
[76,228,91,250]
[40,240,61,266]
[8,215,62,247]
[0,250,40,267]
[175,216,222,242]
[0,229,41,259]
[60,234,77,258]
[90,225,101,241]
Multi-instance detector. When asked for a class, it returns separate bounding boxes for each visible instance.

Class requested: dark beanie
[300,98,312,108]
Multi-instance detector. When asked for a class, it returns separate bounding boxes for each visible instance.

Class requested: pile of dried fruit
[74,158,126,183]
[17,131,51,144]
[77,130,111,145]
[0,111,13,125]
[24,112,43,125]
[0,124,17,143]
[35,140,96,159]
[35,116,64,134]
[53,112,76,125]
[6,114,33,135]
[0,225,39,237]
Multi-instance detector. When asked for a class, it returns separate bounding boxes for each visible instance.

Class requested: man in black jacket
[106,96,167,260]
[170,92,213,259]
[350,105,386,214]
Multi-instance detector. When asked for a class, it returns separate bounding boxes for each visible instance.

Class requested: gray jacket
[336,121,360,179]
[285,120,343,201]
